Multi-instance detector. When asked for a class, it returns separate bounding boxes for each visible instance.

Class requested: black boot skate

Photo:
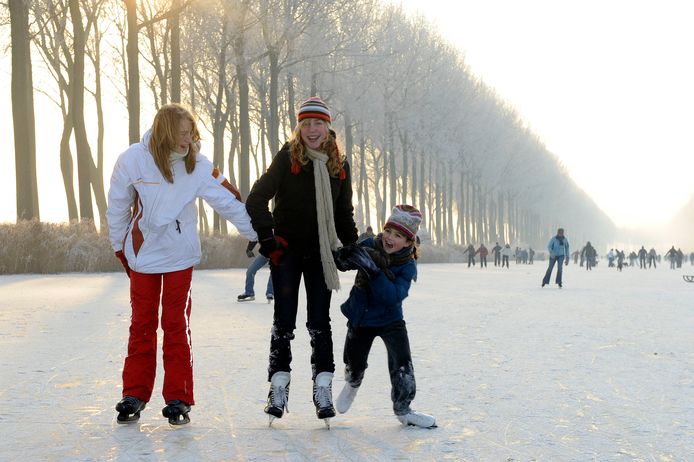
[162,400,191,426]
[115,396,146,424]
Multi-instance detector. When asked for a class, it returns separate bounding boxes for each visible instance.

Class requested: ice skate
[683,275,694,283]
[397,411,437,429]
[336,382,359,414]
[265,371,290,426]
[162,400,191,426]
[237,293,255,302]
[313,372,336,428]
[266,294,274,303]
[115,396,146,424]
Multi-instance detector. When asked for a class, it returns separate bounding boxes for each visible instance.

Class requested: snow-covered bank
[0,263,692,461]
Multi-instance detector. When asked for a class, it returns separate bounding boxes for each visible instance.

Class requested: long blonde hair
[148,103,201,183]
[288,120,344,177]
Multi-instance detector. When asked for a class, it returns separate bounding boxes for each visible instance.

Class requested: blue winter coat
[340,239,417,328]
[547,235,569,258]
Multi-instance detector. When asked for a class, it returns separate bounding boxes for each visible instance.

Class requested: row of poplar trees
[6,0,615,248]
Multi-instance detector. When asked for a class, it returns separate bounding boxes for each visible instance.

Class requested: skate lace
[270,384,289,410]
[314,384,333,409]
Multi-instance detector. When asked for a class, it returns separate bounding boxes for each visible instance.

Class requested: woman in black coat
[246,97,358,425]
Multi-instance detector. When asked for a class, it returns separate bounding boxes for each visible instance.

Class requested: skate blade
[116,412,141,424]
[168,414,190,427]
[322,418,331,429]
[404,422,438,429]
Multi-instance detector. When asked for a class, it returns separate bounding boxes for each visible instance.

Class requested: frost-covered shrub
[0,220,249,274]
[0,220,467,274]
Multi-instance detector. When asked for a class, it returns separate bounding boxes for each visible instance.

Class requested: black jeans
[342,320,415,416]
[268,252,334,381]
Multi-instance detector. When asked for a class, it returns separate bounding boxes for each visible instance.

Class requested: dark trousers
[342,320,415,416]
[268,252,334,381]
[494,253,500,266]
[502,255,509,268]
[543,255,564,285]
[480,256,487,267]
[467,255,476,267]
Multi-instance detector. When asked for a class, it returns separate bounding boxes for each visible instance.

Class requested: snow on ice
[0,262,692,461]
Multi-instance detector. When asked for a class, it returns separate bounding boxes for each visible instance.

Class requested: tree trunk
[418,153,426,234]
[10,0,40,221]
[358,135,368,228]
[268,49,280,155]
[387,114,396,209]
[170,0,181,102]
[59,118,78,221]
[69,0,94,222]
[344,113,353,168]
[286,72,296,130]
[91,26,107,229]
[400,132,409,204]
[125,0,140,144]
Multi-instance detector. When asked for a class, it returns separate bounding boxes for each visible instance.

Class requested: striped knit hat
[385,205,422,240]
[298,97,331,124]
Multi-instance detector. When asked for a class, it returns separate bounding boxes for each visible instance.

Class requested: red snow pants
[121,267,195,405]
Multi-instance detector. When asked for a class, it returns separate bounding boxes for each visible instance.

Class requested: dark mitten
[245,241,257,258]
[115,250,131,278]
[363,247,395,280]
[333,244,359,271]
[346,245,380,278]
[259,236,289,265]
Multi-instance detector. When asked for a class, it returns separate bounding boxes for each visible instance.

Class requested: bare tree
[9,0,39,221]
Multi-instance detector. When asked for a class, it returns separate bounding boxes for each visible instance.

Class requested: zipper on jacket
[175,220,181,233]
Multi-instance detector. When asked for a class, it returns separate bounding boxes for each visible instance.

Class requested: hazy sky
[388,0,694,229]
[2,1,693,229]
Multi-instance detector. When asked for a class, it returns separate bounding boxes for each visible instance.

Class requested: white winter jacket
[106,132,257,274]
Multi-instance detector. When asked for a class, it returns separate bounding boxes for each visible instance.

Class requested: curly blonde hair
[148,103,201,183]
[288,120,344,177]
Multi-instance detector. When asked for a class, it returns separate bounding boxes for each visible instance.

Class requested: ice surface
[0,263,692,461]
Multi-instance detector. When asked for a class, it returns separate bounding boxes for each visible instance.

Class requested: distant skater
[477,243,488,268]
[237,241,273,302]
[648,248,657,268]
[582,242,596,271]
[491,242,502,266]
[542,228,569,288]
[463,243,476,267]
[638,246,647,269]
[665,246,677,270]
[501,244,511,268]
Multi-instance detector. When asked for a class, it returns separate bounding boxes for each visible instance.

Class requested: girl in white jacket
[107,103,257,425]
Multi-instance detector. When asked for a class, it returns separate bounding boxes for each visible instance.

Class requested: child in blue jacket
[334,205,436,428]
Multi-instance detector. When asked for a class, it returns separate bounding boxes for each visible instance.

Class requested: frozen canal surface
[1,262,692,461]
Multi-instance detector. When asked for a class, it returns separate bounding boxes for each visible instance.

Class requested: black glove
[345,245,380,278]
[245,241,257,258]
[333,244,359,271]
[259,236,289,265]
[363,247,395,281]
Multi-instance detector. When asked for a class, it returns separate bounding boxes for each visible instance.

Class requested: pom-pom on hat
[384,205,422,240]
[298,97,331,124]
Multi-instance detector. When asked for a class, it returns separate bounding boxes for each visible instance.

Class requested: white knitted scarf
[305,147,341,291]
